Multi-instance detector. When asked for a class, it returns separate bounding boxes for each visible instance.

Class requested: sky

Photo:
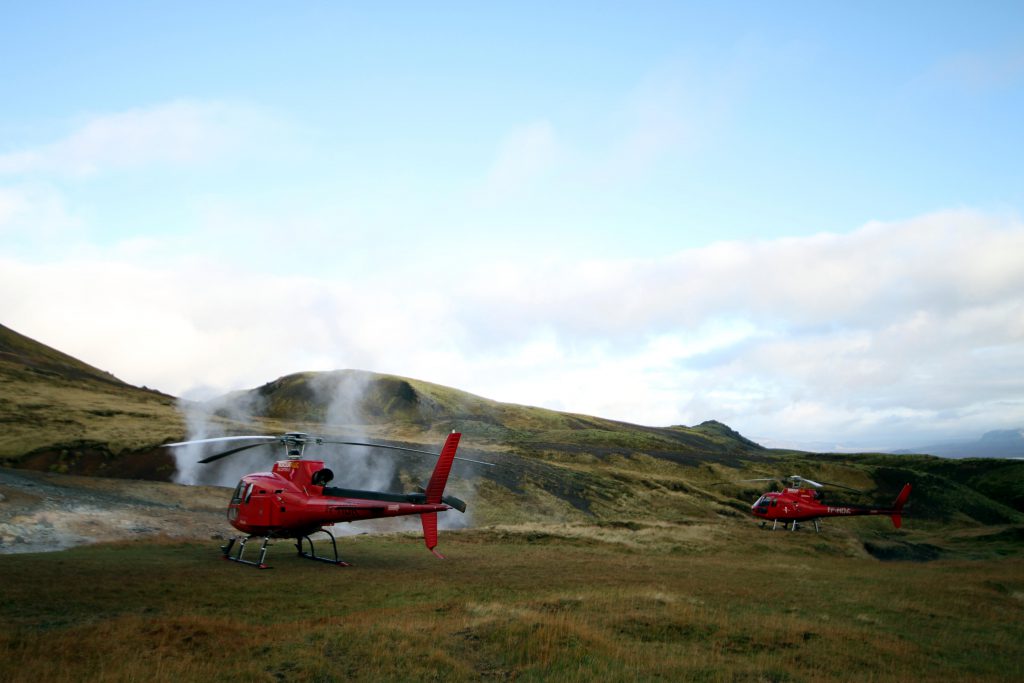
[1,2,1023,450]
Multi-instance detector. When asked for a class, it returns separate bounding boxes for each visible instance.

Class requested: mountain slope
[232,369,766,459]
[0,324,182,476]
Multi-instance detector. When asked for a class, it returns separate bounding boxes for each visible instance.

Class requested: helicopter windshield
[230,480,255,504]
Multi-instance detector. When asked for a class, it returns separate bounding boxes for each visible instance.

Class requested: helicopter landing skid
[221,535,272,569]
[763,519,821,533]
[296,529,351,567]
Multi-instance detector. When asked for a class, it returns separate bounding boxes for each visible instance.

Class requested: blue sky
[2,3,1023,449]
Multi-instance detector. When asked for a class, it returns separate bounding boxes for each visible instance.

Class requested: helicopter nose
[751,496,769,516]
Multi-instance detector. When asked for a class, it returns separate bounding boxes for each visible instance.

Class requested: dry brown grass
[1,527,1021,682]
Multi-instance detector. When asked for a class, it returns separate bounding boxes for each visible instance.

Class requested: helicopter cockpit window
[244,483,254,504]
[230,481,245,504]
[753,496,767,508]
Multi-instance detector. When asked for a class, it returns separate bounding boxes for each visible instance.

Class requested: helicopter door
[246,487,278,526]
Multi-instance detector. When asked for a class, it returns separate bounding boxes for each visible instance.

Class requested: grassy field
[2,528,1022,682]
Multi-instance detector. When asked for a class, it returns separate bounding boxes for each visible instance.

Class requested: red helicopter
[165,431,489,568]
[745,475,912,532]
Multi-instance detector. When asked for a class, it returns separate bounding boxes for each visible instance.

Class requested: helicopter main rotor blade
[165,436,279,447]
[168,432,496,466]
[785,475,862,491]
[319,440,438,456]
[738,475,861,491]
[198,442,275,464]
[318,439,494,466]
[816,479,863,492]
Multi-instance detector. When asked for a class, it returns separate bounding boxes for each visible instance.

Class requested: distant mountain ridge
[895,429,1024,459]
[221,369,765,459]
[0,323,764,473]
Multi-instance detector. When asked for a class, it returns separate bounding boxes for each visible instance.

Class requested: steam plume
[171,390,269,487]
[170,370,476,535]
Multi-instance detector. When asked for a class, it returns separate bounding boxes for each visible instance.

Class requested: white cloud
[602,73,692,179]
[0,100,273,177]
[455,209,1024,337]
[448,209,1024,443]
[480,120,560,200]
[0,183,83,240]
[1,209,1021,448]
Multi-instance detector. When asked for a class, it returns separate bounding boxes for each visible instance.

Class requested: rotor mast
[283,432,309,460]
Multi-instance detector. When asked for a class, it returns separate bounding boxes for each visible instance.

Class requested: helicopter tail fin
[421,512,444,558]
[421,432,461,559]
[890,483,912,529]
[424,432,461,505]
